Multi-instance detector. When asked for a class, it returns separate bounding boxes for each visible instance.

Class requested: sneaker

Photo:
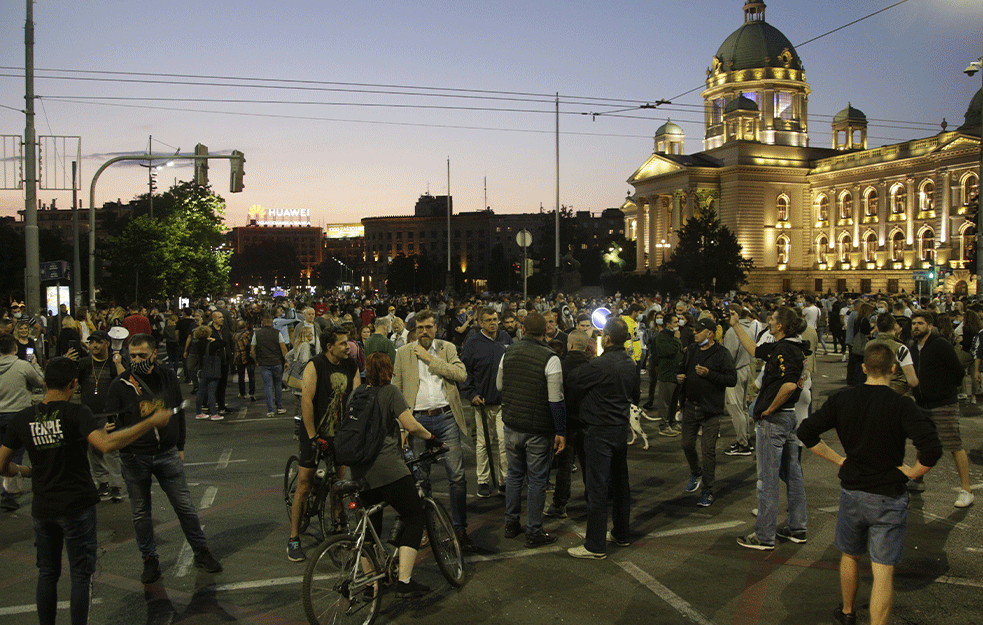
[737,532,774,551]
[567,545,606,560]
[906,479,925,492]
[250,395,257,402]
[97,482,111,500]
[193,549,223,573]
[267,412,275,418]
[395,578,432,599]
[672,423,683,433]
[751,508,758,517]
[525,531,557,548]
[110,486,124,503]
[477,483,493,498]
[833,607,857,625]
[607,531,631,547]
[210,414,224,421]
[724,444,752,457]
[455,529,480,553]
[776,526,807,543]
[141,556,161,584]
[504,521,523,539]
[544,504,567,519]
[659,427,680,437]
[955,489,975,508]
[195,413,209,420]
[685,474,702,493]
[277,407,287,414]
[238,393,246,399]
[696,489,714,507]
[0,495,19,512]
[287,537,306,562]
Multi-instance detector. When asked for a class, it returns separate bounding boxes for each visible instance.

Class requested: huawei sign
[248,205,267,220]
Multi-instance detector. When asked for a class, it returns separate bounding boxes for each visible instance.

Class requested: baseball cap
[695,318,717,334]
[88,330,111,342]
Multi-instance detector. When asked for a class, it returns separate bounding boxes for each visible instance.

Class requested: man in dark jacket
[208,311,235,413]
[565,317,640,559]
[654,313,684,436]
[909,311,974,507]
[497,311,565,548]
[676,317,737,507]
[104,334,222,584]
[546,328,591,519]
[461,307,512,497]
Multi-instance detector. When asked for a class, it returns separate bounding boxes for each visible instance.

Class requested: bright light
[592,307,610,330]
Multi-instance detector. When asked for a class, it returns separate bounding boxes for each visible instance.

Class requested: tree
[102,182,230,302]
[663,208,753,292]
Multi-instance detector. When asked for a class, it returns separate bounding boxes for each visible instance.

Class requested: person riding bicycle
[350,352,443,599]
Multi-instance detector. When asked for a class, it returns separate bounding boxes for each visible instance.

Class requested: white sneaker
[955,489,975,508]
[195,413,209,420]
[277,408,287,414]
[751,508,758,517]
[568,545,606,560]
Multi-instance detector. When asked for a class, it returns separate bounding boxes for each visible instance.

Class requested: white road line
[465,544,568,562]
[617,561,715,625]
[0,599,102,616]
[175,539,195,578]
[237,407,248,420]
[200,486,219,510]
[212,576,305,592]
[919,510,970,530]
[935,575,983,589]
[217,449,233,469]
[183,459,247,467]
[818,506,839,513]
[234,416,293,424]
[646,520,744,539]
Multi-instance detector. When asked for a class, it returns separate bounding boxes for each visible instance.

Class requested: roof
[833,103,867,123]
[656,119,685,137]
[959,88,982,133]
[725,95,759,113]
[714,21,802,72]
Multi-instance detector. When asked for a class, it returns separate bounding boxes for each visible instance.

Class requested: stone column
[686,184,696,221]
[648,197,659,270]
[635,201,646,273]
[906,176,916,248]
[852,185,861,246]
[877,180,888,244]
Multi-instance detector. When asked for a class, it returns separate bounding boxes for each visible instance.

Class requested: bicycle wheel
[423,497,465,587]
[284,456,310,533]
[303,535,382,625]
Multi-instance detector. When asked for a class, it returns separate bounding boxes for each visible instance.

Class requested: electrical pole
[23,0,39,316]
[72,162,80,310]
[554,93,560,294]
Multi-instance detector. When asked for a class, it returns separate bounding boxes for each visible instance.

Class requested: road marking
[617,561,714,625]
[237,406,248,420]
[183,459,247,467]
[217,448,233,469]
[817,506,839,513]
[200,486,219,510]
[647,520,744,539]
[935,575,983,589]
[0,599,102,616]
[175,488,217,577]
[212,576,305,592]
[465,544,568,562]
[918,510,970,530]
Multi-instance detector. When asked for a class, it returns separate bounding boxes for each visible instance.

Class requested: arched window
[776,236,789,264]
[920,229,935,262]
[817,195,829,221]
[839,192,853,220]
[891,184,906,214]
[919,180,935,211]
[839,234,852,263]
[816,235,829,265]
[864,188,878,217]
[963,173,979,206]
[777,195,789,222]
[891,231,905,261]
[863,232,877,262]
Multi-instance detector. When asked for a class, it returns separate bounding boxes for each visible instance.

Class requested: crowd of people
[0,287,977,624]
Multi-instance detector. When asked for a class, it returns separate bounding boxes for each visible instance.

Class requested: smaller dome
[725,95,759,113]
[834,102,866,123]
[656,119,685,137]
[959,88,981,132]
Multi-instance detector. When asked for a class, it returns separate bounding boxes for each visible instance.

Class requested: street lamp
[965,54,982,294]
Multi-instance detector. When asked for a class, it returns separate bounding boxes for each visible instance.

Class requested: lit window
[817,195,829,221]
[891,184,906,214]
[816,235,829,265]
[864,188,877,216]
[891,231,905,261]
[839,192,853,220]
[920,229,935,261]
[776,236,789,264]
[963,174,979,206]
[919,181,935,211]
[777,195,789,222]
[839,235,852,262]
[863,233,877,262]
[775,92,793,121]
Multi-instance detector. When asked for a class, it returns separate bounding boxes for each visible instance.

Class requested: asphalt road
[1,354,981,625]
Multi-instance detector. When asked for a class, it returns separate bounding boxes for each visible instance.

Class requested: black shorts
[298,430,332,470]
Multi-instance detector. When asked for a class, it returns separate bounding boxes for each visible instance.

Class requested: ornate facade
[624,0,981,295]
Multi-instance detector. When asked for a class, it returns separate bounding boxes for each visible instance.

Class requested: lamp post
[965,53,982,294]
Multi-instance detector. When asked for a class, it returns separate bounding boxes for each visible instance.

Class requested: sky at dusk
[0,0,980,229]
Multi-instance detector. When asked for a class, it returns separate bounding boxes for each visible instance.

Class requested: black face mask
[132,358,154,375]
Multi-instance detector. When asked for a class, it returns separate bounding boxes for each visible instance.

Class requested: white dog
[628,404,650,450]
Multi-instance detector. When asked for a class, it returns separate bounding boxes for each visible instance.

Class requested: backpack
[333,385,386,466]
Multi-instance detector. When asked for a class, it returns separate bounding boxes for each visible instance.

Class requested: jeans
[680,404,721,491]
[86,443,123,488]
[165,342,181,374]
[552,421,586,508]
[754,409,807,545]
[655,380,678,425]
[196,374,218,414]
[258,364,283,413]
[235,360,256,396]
[33,505,97,625]
[474,404,506,487]
[725,366,752,446]
[119,449,209,559]
[503,426,554,534]
[584,425,631,554]
[0,411,25,496]
[215,361,230,408]
[411,410,468,531]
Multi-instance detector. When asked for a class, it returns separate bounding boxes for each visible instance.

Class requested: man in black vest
[497,311,566,548]
[251,315,288,418]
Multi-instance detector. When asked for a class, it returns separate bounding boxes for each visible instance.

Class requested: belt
[414,406,450,417]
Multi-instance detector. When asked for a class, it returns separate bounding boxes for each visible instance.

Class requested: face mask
[132,358,154,375]
[13,312,21,318]
[699,338,709,347]
[678,319,686,327]
[656,319,664,325]
[796,303,803,308]
[877,307,886,314]
[953,320,961,326]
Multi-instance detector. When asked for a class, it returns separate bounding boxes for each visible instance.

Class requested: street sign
[40,260,69,281]
[912,270,931,281]
[516,229,532,248]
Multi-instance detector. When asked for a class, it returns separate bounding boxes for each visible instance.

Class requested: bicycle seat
[332,478,367,495]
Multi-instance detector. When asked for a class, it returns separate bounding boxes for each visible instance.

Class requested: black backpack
[333,385,386,466]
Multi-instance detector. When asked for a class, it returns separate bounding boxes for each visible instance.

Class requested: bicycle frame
[339,499,391,596]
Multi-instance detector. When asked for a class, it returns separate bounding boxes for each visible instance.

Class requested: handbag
[284,346,306,389]
[201,343,222,380]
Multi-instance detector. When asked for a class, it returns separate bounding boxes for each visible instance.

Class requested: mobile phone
[24,346,34,360]
[69,340,79,353]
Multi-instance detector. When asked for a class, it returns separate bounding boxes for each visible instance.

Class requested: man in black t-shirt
[77,330,126,502]
[0,357,171,625]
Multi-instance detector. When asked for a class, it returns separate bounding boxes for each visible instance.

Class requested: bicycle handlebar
[406,445,449,468]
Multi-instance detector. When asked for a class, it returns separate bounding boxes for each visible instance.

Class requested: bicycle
[302,447,466,625]
[284,446,348,539]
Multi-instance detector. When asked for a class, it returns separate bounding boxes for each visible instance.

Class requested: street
[1,353,981,625]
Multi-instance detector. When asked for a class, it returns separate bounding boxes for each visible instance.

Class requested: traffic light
[512,262,521,274]
[194,143,209,187]
[230,150,245,193]
[149,169,157,193]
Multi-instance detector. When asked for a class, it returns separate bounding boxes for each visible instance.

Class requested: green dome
[656,119,684,136]
[725,95,759,113]
[833,103,866,123]
[714,21,802,72]
[960,88,981,132]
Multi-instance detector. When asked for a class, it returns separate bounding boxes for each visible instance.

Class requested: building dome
[713,21,802,73]
[833,102,866,123]
[656,119,685,136]
[959,88,982,133]
[725,95,759,113]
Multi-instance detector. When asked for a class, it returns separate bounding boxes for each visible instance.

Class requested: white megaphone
[108,326,129,352]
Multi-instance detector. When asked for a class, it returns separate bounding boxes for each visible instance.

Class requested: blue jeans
[411,410,467,531]
[33,505,97,625]
[504,426,554,535]
[584,425,631,554]
[681,404,721,491]
[754,409,807,545]
[196,374,218,414]
[258,364,283,413]
[119,449,209,558]
[0,412,25,490]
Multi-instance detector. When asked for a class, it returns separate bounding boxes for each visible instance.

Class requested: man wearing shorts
[909,311,975,507]
[798,342,942,625]
[287,327,359,562]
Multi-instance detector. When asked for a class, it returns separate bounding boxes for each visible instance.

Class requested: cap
[695,318,717,334]
[88,330,111,342]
